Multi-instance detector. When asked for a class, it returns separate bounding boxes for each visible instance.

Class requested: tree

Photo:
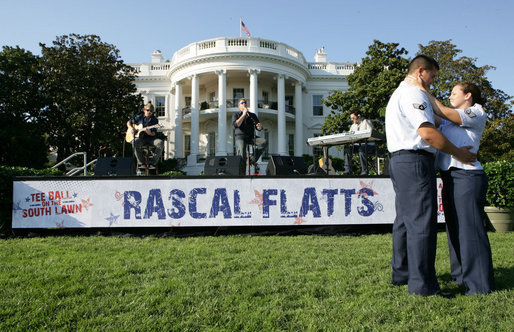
[418,40,513,162]
[39,34,142,162]
[0,46,48,168]
[322,40,409,134]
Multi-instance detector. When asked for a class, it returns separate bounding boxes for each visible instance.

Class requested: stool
[138,145,159,176]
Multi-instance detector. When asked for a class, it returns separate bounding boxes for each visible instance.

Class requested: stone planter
[485,206,514,232]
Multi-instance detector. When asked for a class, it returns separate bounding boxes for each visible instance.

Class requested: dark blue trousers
[389,151,440,295]
[441,169,494,295]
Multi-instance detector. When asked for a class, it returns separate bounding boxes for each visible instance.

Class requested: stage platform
[12,175,445,230]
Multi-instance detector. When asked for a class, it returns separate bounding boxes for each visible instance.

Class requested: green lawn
[1,232,512,331]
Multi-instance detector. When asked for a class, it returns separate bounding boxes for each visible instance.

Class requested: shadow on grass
[439,266,514,294]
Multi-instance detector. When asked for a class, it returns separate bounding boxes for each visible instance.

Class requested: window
[262,91,269,104]
[155,96,165,117]
[185,96,191,107]
[184,135,191,157]
[209,92,216,102]
[312,95,323,116]
[288,134,294,156]
[208,132,215,156]
[233,88,244,100]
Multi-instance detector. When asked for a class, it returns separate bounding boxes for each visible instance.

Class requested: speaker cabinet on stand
[265,156,308,176]
[204,156,245,176]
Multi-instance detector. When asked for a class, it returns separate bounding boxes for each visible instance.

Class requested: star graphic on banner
[249,190,264,211]
[81,198,93,210]
[358,180,378,197]
[56,220,65,228]
[12,201,23,212]
[105,213,119,226]
[25,197,31,202]
[73,193,78,198]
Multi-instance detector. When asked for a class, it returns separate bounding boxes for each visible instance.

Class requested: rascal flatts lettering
[123,187,377,220]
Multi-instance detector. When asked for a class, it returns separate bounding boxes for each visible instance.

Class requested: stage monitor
[94,157,136,176]
[204,156,245,176]
[266,156,308,176]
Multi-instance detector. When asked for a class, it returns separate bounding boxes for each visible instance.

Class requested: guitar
[125,123,163,143]
[318,157,336,175]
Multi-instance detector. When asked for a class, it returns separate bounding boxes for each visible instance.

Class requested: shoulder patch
[413,102,427,110]
[464,108,476,118]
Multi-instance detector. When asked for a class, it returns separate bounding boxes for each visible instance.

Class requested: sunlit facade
[130,37,356,174]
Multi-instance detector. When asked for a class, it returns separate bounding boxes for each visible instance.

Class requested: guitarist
[126,102,163,168]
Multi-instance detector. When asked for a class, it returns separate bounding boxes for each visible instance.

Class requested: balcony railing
[182,99,295,116]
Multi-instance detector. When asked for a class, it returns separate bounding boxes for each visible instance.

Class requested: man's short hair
[408,55,439,74]
[144,102,154,112]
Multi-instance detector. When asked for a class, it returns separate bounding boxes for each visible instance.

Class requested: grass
[0,232,512,331]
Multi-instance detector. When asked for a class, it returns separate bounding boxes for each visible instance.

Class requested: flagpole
[240,17,242,37]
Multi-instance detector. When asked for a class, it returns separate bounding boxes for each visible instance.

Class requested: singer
[232,98,268,171]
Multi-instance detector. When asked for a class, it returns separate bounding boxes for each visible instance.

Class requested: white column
[294,82,303,156]
[174,82,183,158]
[188,74,199,165]
[249,69,260,115]
[216,70,227,156]
[277,74,287,156]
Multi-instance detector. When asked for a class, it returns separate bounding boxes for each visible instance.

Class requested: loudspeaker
[266,156,308,176]
[204,156,245,176]
[94,157,136,176]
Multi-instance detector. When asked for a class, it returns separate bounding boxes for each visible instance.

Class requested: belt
[391,149,435,157]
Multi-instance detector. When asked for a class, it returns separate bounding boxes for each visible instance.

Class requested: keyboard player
[344,109,375,175]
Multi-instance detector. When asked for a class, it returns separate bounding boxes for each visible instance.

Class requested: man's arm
[234,109,248,128]
[417,122,475,164]
[144,118,158,137]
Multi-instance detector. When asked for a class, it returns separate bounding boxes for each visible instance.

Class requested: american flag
[241,21,251,37]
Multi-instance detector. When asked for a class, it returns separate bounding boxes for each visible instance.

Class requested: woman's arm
[405,75,462,125]
[424,93,462,125]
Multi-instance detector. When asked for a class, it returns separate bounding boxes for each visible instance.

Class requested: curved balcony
[170,37,307,67]
[130,37,358,79]
[181,98,296,119]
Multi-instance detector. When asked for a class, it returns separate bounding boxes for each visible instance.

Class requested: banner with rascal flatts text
[12,177,446,228]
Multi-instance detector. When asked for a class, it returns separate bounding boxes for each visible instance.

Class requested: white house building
[129,37,356,175]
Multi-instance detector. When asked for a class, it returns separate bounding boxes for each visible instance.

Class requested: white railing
[150,64,170,71]
[52,152,88,176]
[227,39,248,46]
[129,37,358,77]
[198,41,216,50]
[169,37,307,65]
[308,62,357,75]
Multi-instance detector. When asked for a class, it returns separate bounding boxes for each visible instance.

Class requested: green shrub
[0,166,65,233]
[159,170,186,177]
[483,160,514,209]
[157,158,181,173]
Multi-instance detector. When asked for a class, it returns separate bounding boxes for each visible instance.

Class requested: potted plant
[483,160,514,232]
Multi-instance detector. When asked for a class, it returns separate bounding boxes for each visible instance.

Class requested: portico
[130,37,356,175]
